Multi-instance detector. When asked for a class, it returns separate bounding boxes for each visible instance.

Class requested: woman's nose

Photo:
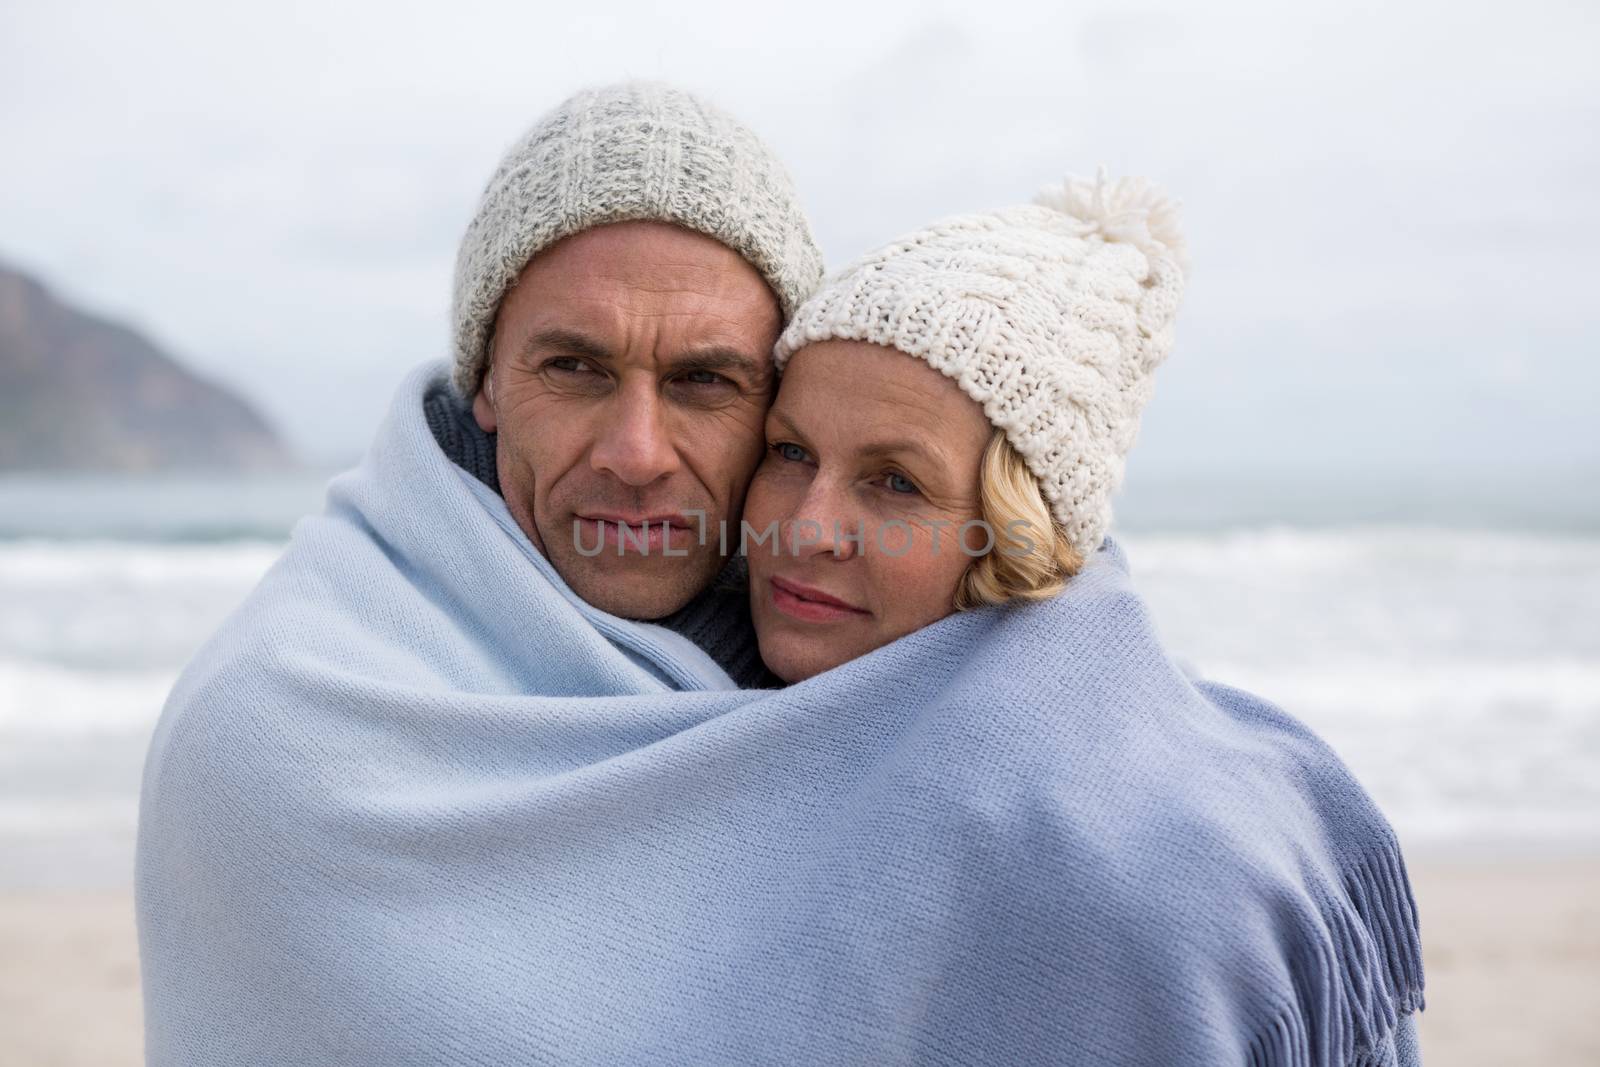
[588,384,681,487]
[781,481,863,561]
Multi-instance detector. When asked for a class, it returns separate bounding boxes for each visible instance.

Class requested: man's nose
[781,478,863,562]
[589,384,681,487]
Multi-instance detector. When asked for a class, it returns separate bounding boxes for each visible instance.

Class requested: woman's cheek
[741,465,789,534]
[879,527,970,625]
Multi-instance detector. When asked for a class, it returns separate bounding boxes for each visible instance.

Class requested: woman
[745,169,1426,1063]
[744,168,1178,683]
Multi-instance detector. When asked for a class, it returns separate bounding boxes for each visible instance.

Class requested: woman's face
[744,340,994,683]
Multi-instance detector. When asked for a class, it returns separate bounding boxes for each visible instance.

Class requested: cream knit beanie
[451,81,824,397]
[774,168,1189,562]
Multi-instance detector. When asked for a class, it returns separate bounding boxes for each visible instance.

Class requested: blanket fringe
[1251,832,1426,1066]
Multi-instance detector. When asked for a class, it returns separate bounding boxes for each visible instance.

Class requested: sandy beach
[3,853,1596,1066]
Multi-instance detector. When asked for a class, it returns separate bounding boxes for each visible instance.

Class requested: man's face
[473,220,782,620]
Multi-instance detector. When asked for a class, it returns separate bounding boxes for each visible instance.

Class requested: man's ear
[472,371,498,433]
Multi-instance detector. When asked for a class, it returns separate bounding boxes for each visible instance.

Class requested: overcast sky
[2,0,1595,481]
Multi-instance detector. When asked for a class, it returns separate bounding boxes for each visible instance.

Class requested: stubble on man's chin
[549,542,729,621]
[494,450,733,618]
[516,499,723,621]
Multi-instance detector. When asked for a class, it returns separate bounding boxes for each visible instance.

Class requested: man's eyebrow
[519,328,614,364]
[666,347,771,383]
[519,330,769,382]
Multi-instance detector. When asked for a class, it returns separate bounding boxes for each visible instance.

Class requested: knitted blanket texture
[136,361,1424,1066]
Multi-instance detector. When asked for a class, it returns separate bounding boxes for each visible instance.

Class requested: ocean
[2,470,1597,889]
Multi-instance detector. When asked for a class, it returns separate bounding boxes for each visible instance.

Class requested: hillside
[0,262,295,473]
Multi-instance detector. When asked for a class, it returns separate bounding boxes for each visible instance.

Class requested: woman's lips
[769,575,870,623]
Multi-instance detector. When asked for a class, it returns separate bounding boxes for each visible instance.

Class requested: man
[427,81,823,683]
[136,81,823,1063]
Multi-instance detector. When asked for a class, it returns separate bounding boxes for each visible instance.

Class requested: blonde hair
[955,430,1085,610]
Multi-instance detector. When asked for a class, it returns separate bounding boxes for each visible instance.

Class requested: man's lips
[769,575,870,622]
[577,511,693,528]
[571,513,696,554]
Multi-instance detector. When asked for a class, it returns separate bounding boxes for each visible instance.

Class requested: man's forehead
[494,229,778,373]
[525,221,765,293]
[509,225,780,331]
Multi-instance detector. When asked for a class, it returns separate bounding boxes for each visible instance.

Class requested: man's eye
[550,357,594,373]
[773,442,809,463]
[884,471,919,495]
[681,369,729,386]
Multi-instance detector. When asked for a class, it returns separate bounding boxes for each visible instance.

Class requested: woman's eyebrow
[857,437,943,463]
[768,406,940,454]
[768,408,808,439]
[769,409,945,463]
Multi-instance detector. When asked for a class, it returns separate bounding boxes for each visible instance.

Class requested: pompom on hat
[774,166,1189,563]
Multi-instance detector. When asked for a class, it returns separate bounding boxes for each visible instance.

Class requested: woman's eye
[773,442,808,463]
[884,472,919,495]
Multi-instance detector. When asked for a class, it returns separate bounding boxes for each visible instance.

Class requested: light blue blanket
[136,360,1424,1065]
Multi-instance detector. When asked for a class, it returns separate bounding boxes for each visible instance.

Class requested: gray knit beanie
[451,81,824,397]
[774,168,1189,563]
